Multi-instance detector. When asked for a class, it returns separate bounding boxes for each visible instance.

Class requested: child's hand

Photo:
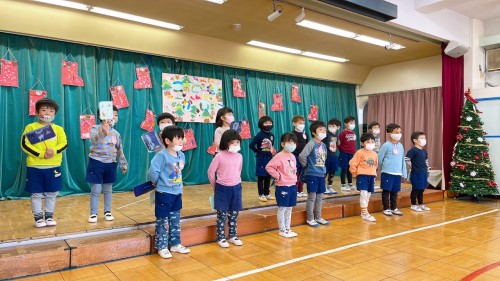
[44,148,54,159]
[121,168,127,174]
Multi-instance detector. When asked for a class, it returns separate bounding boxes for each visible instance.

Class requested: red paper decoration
[291,84,301,103]
[134,67,152,89]
[271,93,284,111]
[207,141,217,155]
[182,128,197,151]
[80,114,96,139]
[232,78,246,97]
[240,120,251,139]
[258,102,266,118]
[28,90,47,116]
[0,59,19,87]
[110,85,129,109]
[61,60,84,86]
[456,134,464,140]
[308,105,319,121]
[140,109,156,132]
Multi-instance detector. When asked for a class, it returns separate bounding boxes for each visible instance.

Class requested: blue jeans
[155,211,181,250]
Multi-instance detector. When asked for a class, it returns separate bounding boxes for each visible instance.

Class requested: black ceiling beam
[317,0,397,22]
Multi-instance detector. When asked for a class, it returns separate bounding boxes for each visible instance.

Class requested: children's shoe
[298,192,307,197]
[35,219,46,228]
[325,186,338,195]
[383,209,393,216]
[348,183,355,190]
[361,213,377,222]
[158,248,172,259]
[279,231,294,238]
[45,218,57,226]
[411,205,423,212]
[217,239,230,248]
[419,204,431,211]
[374,185,381,189]
[315,218,330,225]
[88,214,98,223]
[104,212,115,221]
[170,244,190,254]
[391,208,403,216]
[266,195,275,200]
[259,195,267,202]
[341,184,350,191]
[288,230,298,237]
[306,220,320,227]
[228,237,243,246]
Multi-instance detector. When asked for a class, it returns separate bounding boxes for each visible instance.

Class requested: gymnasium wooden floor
[14,199,499,281]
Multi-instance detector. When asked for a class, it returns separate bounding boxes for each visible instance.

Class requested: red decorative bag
[271,93,284,111]
[110,85,129,109]
[291,84,301,103]
[61,60,84,86]
[308,105,319,121]
[0,59,19,87]
[28,90,47,116]
[134,67,152,89]
[80,114,96,139]
[232,78,246,97]
[140,109,156,132]
[182,128,197,151]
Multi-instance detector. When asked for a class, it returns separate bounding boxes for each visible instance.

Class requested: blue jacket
[378,141,407,178]
[299,140,327,177]
[148,149,185,194]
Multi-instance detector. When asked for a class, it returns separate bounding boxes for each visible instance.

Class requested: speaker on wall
[444,40,469,58]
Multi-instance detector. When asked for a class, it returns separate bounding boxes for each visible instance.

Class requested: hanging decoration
[109,79,129,108]
[258,102,266,118]
[0,49,19,87]
[291,84,301,103]
[141,131,162,152]
[207,142,217,156]
[28,79,47,116]
[308,104,319,121]
[140,108,156,132]
[79,108,96,140]
[61,55,84,86]
[182,128,197,151]
[271,93,284,111]
[134,66,152,89]
[231,120,252,140]
[232,78,246,98]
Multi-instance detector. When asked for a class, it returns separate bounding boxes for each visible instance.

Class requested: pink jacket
[207,150,242,186]
[265,151,297,186]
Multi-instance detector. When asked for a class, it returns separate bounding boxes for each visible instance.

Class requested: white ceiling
[416,0,500,22]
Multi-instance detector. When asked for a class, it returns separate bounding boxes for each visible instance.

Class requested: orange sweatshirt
[349,148,378,177]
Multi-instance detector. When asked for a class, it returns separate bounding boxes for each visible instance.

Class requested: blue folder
[133,181,155,197]
[26,125,56,144]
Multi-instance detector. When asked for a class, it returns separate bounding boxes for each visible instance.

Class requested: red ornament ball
[482,152,489,157]
[463,127,469,132]
[474,156,480,160]
[456,134,464,140]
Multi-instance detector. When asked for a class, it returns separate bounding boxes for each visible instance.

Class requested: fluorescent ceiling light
[247,40,302,54]
[32,0,183,30]
[205,0,227,4]
[354,35,404,49]
[297,20,356,38]
[302,52,349,62]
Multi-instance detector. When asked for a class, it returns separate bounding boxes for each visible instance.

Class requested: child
[207,130,244,248]
[148,126,190,258]
[21,98,67,228]
[323,118,341,195]
[266,133,299,238]
[349,133,378,222]
[214,107,234,154]
[338,116,357,191]
[291,115,308,197]
[406,131,431,212]
[367,121,382,189]
[87,105,127,223]
[249,116,276,202]
[157,112,175,132]
[299,121,329,227]
[378,123,407,216]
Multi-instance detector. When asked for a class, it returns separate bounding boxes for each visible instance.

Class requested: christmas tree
[450,89,498,196]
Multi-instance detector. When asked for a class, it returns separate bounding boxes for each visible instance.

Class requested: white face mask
[365,143,376,151]
[348,124,355,130]
[159,123,172,131]
[419,139,427,146]
[317,132,327,140]
[107,119,116,127]
[228,145,241,153]
[391,133,402,141]
[39,115,54,123]
[295,124,305,132]
[372,129,380,135]
[328,126,338,134]
[284,144,296,153]
[225,115,235,124]
[172,145,183,152]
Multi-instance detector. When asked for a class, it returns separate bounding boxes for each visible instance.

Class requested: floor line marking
[116,197,149,210]
[461,261,500,281]
[214,209,499,281]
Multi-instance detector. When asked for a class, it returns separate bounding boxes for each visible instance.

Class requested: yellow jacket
[21,122,68,167]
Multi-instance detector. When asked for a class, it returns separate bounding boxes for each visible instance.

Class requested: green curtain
[0,32,357,198]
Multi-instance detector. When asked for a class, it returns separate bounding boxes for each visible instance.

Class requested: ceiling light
[247,40,301,54]
[268,0,283,22]
[297,20,356,38]
[302,51,349,62]
[205,0,227,4]
[33,0,89,10]
[295,7,305,23]
[354,35,404,49]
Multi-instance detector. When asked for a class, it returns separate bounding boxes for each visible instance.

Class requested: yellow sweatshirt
[349,148,378,177]
[21,122,68,167]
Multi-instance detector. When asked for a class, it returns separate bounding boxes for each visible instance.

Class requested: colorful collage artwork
[162,74,224,123]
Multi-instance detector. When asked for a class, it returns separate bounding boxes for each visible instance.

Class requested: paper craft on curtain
[271,93,284,111]
[308,104,319,121]
[207,142,217,155]
[0,59,19,87]
[162,73,224,123]
[80,114,96,139]
[134,67,152,89]
[291,84,301,103]
[182,128,197,151]
[140,109,156,132]
[231,120,251,139]
[61,60,84,86]
[232,78,246,97]
[258,102,266,118]
[110,85,129,108]
[29,90,47,115]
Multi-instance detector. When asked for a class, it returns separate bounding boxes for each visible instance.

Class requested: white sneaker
[104,212,115,221]
[315,218,330,225]
[158,248,172,259]
[361,213,377,222]
[419,204,431,211]
[411,205,423,212]
[228,237,243,246]
[218,239,229,248]
[45,218,57,226]
[170,244,190,254]
[349,184,355,190]
[383,209,393,216]
[259,195,267,202]
[35,219,46,228]
[288,230,298,237]
[298,192,307,197]
[374,185,381,189]
[307,220,320,227]
[266,195,275,200]
[279,230,294,238]
[325,186,337,195]
[341,184,350,191]
[88,214,97,223]
[391,208,403,216]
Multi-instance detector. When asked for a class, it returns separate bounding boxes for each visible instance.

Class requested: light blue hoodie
[148,149,185,194]
[378,141,407,178]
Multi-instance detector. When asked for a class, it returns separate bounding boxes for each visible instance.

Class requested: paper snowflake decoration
[470,171,477,177]
[477,137,484,142]
[460,183,464,188]
[466,116,472,121]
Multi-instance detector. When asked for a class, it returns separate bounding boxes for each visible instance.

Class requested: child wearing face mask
[299,121,329,227]
[155,113,176,152]
[249,116,276,202]
[266,133,299,238]
[21,98,68,228]
[87,105,127,223]
[214,107,234,154]
[367,121,382,189]
[338,116,357,191]
[323,118,341,195]
[349,133,379,222]
[378,123,407,216]
[405,131,431,212]
[148,126,190,258]
[291,115,308,197]
[207,130,244,248]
